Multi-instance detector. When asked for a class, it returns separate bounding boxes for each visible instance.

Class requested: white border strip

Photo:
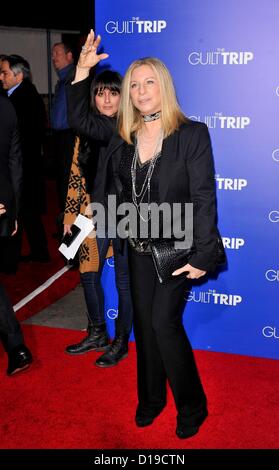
[13,265,71,312]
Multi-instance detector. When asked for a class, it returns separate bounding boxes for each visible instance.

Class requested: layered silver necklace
[131,129,163,222]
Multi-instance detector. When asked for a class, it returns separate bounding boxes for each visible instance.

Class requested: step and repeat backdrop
[95,0,279,359]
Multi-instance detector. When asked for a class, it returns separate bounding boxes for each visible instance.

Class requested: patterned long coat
[63,137,112,273]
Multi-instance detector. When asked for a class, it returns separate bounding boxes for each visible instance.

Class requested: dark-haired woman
[64,70,133,368]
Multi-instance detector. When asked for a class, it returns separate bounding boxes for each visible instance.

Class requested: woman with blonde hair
[67,31,222,439]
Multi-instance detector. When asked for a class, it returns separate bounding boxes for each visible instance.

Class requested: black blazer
[67,78,218,271]
[0,96,22,236]
[9,79,47,211]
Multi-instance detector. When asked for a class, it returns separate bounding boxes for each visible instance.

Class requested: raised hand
[77,29,109,70]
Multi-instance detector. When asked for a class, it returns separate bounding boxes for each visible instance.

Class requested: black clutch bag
[150,236,226,284]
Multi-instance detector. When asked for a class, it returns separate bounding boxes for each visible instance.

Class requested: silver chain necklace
[131,131,163,222]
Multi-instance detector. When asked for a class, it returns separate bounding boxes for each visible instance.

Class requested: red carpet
[1,324,279,449]
[1,181,279,449]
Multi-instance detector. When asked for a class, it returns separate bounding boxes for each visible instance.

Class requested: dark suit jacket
[0,96,22,236]
[67,78,218,271]
[9,79,47,212]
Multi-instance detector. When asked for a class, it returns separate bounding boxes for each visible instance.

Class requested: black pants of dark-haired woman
[128,248,208,436]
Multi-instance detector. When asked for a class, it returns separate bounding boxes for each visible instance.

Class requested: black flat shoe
[176,403,207,438]
[135,415,155,427]
[7,344,33,376]
[135,405,165,428]
[176,424,199,439]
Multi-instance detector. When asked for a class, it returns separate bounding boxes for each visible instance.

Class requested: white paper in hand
[59,214,94,260]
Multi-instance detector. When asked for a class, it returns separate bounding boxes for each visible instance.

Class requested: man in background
[0,94,32,375]
[0,55,50,264]
[0,55,7,96]
[51,42,76,215]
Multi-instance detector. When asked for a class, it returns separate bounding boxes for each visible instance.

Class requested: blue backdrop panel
[95,0,279,359]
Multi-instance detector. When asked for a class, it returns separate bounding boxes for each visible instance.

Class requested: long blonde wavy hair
[118,57,187,144]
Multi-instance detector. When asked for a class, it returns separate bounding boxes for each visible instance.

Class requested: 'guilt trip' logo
[105,18,167,34]
[189,113,250,129]
[269,211,279,222]
[188,49,254,65]
[265,270,279,281]
[107,309,118,320]
[187,289,242,306]
[262,326,279,339]
[222,237,245,250]
[215,175,248,191]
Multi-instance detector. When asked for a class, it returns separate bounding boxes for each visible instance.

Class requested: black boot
[95,333,129,368]
[65,323,109,355]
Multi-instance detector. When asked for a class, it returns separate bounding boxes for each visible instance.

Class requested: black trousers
[0,284,23,353]
[129,248,207,426]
